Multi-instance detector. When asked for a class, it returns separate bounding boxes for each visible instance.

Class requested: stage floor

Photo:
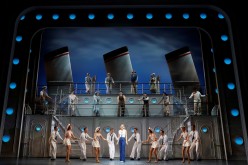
[0,158,247,165]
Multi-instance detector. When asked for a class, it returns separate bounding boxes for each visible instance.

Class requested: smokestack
[165,47,200,95]
[44,46,74,95]
[103,46,133,94]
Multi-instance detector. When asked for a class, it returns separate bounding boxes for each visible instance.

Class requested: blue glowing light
[234,137,243,145]
[81,128,84,132]
[30,49,32,53]
[2,135,10,143]
[9,82,16,89]
[202,127,208,133]
[200,13,207,19]
[129,98,134,104]
[215,88,218,94]
[16,36,22,42]
[218,13,224,19]
[84,98,89,104]
[227,83,235,90]
[151,98,157,104]
[20,15,25,20]
[105,127,110,133]
[52,14,59,20]
[107,13,114,20]
[146,13,153,19]
[127,13,134,19]
[36,14,42,20]
[13,58,20,65]
[221,35,228,41]
[88,13,95,20]
[155,127,161,133]
[106,98,112,104]
[6,108,14,115]
[224,58,232,65]
[69,14,76,20]
[231,109,239,117]
[183,13,189,19]
[35,125,42,132]
[165,13,172,19]
[213,68,216,73]
[130,127,134,133]
[211,48,213,53]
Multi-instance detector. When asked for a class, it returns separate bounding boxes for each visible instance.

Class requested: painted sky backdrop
[38,27,205,88]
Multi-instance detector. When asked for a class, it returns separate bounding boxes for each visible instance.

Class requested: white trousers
[50,141,57,159]
[108,142,115,159]
[85,83,91,93]
[190,141,200,159]
[158,144,168,160]
[130,142,141,159]
[79,142,87,159]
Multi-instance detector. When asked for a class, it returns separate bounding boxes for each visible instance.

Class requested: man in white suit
[128,128,142,160]
[107,128,118,160]
[79,127,93,161]
[158,129,169,161]
[49,126,63,160]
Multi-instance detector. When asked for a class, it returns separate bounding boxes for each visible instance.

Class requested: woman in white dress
[92,127,107,163]
[176,125,190,164]
[63,124,78,162]
[142,127,158,163]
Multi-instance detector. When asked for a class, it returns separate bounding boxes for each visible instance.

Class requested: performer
[107,128,118,160]
[128,128,141,160]
[156,75,160,94]
[85,73,92,94]
[68,90,79,116]
[149,73,157,93]
[130,70,138,94]
[158,129,169,161]
[176,124,190,164]
[91,75,97,93]
[142,127,158,163]
[105,73,115,94]
[79,127,93,161]
[117,91,126,117]
[63,124,78,162]
[138,93,149,117]
[158,92,170,116]
[92,127,108,163]
[40,86,52,114]
[189,124,200,161]
[117,124,128,162]
[189,87,206,115]
[49,126,63,160]
[92,91,102,116]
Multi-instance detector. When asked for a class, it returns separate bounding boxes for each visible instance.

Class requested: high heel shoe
[147,160,151,163]
[182,159,185,163]
[154,160,158,163]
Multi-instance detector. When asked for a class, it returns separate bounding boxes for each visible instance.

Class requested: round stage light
[128,98,134,104]
[234,137,244,145]
[155,127,161,133]
[224,58,232,65]
[9,82,16,89]
[105,127,110,133]
[130,127,134,133]
[36,14,42,20]
[227,83,235,90]
[52,14,59,20]
[231,108,239,117]
[213,68,216,73]
[146,13,153,19]
[201,127,208,133]
[83,98,89,104]
[88,13,95,20]
[6,107,14,115]
[13,58,20,65]
[151,98,157,104]
[16,36,22,42]
[105,98,112,104]
[69,14,76,20]
[127,13,134,19]
[35,125,42,132]
[215,88,218,94]
[183,13,189,19]
[20,15,25,20]
[218,13,224,19]
[200,13,207,19]
[2,135,10,143]
[221,35,228,41]
[81,128,85,132]
[107,13,114,20]
[165,13,172,19]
